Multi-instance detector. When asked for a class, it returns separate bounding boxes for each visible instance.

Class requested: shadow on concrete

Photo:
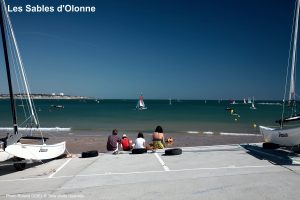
[0,161,43,176]
[241,144,300,166]
[0,157,60,177]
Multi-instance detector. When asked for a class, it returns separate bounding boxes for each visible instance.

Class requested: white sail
[136,94,147,110]
[250,97,256,109]
[139,99,145,107]
[247,97,252,104]
[289,0,300,102]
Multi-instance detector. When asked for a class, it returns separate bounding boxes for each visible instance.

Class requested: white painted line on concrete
[154,153,170,171]
[181,145,241,151]
[170,165,275,172]
[77,165,275,177]
[0,164,276,183]
[48,158,72,178]
[79,170,165,177]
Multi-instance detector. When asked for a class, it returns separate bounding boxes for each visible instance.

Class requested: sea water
[0,99,287,135]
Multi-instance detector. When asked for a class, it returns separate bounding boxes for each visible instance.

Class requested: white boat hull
[0,149,13,162]
[137,106,147,110]
[5,142,66,160]
[259,125,300,146]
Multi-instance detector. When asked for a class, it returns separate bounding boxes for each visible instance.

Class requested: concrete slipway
[1,144,300,200]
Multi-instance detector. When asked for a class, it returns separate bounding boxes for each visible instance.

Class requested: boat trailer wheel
[164,148,182,155]
[13,157,26,171]
[81,150,99,158]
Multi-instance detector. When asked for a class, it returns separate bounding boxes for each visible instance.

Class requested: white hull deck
[137,106,147,110]
[259,125,300,146]
[1,144,300,200]
[0,149,13,162]
[5,142,66,160]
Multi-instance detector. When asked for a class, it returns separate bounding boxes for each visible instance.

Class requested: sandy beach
[42,132,263,154]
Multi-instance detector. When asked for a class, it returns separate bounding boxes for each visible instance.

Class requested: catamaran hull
[137,107,147,110]
[5,141,66,160]
[259,126,300,146]
[0,150,13,162]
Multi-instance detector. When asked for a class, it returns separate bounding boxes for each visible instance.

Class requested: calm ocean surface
[0,99,290,134]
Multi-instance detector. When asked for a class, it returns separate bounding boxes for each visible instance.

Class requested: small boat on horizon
[51,105,64,109]
[247,97,252,104]
[250,97,256,110]
[136,94,147,110]
[229,100,237,105]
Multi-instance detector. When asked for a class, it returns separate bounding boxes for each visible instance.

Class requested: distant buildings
[0,93,89,100]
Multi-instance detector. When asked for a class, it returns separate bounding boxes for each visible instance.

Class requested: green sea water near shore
[0,99,289,135]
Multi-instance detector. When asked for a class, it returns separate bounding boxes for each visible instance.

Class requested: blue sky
[0,0,298,100]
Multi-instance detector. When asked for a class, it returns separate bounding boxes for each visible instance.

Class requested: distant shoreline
[0,94,91,100]
[0,95,286,101]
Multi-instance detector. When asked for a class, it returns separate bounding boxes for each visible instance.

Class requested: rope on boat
[281,0,299,129]
[1,0,72,172]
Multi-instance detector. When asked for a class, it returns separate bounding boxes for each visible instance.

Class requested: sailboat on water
[250,97,256,110]
[136,94,147,110]
[0,0,66,166]
[260,0,300,148]
[247,97,252,104]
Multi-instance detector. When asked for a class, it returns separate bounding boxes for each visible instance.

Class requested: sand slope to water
[0,131,262,154]
[45,132,262,154]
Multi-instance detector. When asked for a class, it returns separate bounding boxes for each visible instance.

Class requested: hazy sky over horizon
[0,0,298,100]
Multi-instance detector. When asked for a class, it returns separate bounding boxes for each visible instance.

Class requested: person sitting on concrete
[106,129,121,153]
[132,132,147,154]
[134,132,146,149]
[120,134,132,151]
[152,125,165,149]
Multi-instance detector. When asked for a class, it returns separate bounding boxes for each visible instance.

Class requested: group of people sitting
[106,125,170,153]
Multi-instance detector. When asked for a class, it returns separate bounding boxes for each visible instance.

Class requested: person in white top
[134,132,146,149]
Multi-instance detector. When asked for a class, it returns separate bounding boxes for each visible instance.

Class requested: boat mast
[289,0,300,115]
[1,0,38,126]
[0,1,19,146]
